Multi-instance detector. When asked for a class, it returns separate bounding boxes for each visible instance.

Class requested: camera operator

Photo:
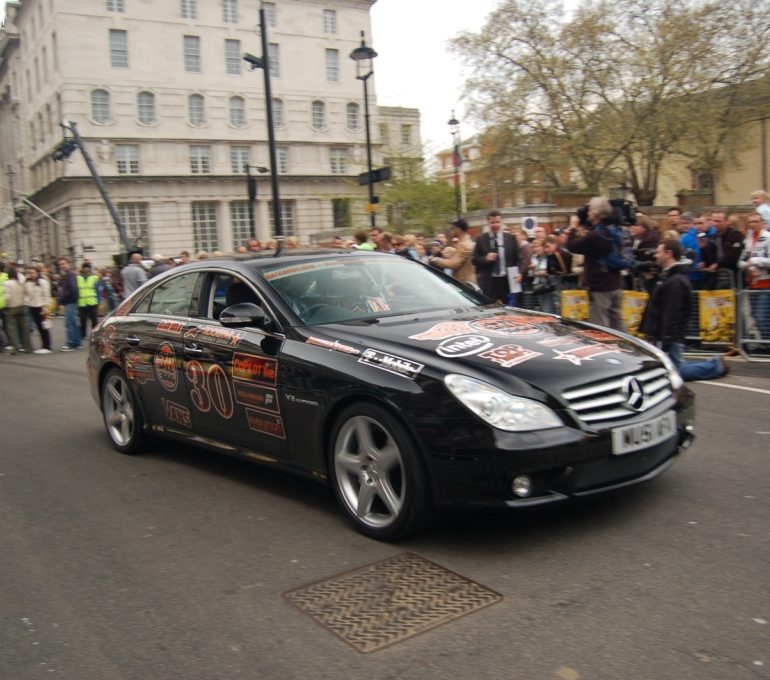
[629,214,660,294]
[565,196,626,331]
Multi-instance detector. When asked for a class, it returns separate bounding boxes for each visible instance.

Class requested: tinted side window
[147,273,199,316]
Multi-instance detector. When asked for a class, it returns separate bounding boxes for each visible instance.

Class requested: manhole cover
[284,552,502,653]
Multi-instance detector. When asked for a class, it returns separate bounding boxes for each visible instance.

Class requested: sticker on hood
[358,349,424,378]
[436,334,494,358]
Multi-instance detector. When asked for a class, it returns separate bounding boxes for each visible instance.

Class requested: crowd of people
[3,191,768,380]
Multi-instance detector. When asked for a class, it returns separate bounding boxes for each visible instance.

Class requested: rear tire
[329,402,433,540]
[101,368,146,454]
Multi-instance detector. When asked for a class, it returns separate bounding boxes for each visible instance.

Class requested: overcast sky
[371,0,499,158]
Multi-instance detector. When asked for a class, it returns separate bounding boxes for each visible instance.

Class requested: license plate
[611,411,677,455]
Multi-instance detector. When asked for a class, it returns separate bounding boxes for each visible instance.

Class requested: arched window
[91,89,111,124]
[271,97,284,127]
[346,102,360,131]
[229,96,246,127]
[311,100,325,130]
[188,93,205,126]
[137,91,156,124]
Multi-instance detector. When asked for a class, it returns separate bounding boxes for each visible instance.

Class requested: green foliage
[452,0,770,205]
[379,177,460,235]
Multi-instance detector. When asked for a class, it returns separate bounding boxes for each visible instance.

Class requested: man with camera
[565,196,626,331]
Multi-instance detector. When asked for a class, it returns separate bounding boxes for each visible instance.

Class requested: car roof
[178,248,386,272]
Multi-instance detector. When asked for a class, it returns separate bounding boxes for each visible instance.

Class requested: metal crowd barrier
[515,268,770,360]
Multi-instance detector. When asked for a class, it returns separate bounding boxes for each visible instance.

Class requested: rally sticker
[125,351,154,384]
[245,409,286,439]
[553,344,627,366]
[97,323,117,359]
[233,381,280,413]
[306,336,361,355]
[478,344,542,368]
[574,329,620,343]
[436,335,494,358]
[161,398,192,428]
[409,321,474,341]
[158,319,185,335]
[358,349,424,379]
[184,325,244,348]
[232,353,278,384]
[470,317,540,337]
[154,342,178,391]
[537,337,575,348]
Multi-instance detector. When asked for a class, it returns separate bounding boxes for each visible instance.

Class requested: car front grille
[561,366,673,427]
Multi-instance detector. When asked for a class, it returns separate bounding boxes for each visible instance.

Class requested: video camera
[575,199,635,228]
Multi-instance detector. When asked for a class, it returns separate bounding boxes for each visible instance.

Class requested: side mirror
[219,302,272,330]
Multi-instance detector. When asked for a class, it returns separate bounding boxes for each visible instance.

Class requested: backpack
[596,223,635,271]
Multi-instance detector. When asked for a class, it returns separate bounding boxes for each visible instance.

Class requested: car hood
[308,307,662,396]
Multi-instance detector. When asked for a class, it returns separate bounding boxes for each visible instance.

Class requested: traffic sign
[357,167,392,185]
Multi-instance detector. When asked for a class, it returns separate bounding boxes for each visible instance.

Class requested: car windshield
[261,255,484,324]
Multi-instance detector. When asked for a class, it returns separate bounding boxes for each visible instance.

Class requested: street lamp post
[349,31,378,229]
[448,112,462,220]
[243,5,282,248]
[245,164,269,241]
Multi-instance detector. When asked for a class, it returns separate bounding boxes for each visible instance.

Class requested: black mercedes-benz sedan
[87,250,695,540]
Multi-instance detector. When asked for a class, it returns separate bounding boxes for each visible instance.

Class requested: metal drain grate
[284,552,502,653]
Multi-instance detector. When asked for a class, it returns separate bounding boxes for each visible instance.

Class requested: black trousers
[79,305,98,337]
[30,306,51,350]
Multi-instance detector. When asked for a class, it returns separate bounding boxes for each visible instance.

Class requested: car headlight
[444,374,562,432]
[634,338,684,390]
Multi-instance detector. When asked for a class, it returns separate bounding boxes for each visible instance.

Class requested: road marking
[695,381,770,396]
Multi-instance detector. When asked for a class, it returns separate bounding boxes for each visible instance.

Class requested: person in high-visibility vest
[0,261,10,349]
[77,262,101,338]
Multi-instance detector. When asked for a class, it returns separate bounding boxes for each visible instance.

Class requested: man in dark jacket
[472,210,520,302]
[702,209,744,288]
[565,196,625,331]
[640,239,727,381]
[57,257,81,351]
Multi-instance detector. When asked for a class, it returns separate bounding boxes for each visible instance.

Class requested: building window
[229,96,246,127]
[192,202,219,253]
[109,29,128,68]
[268,43,279,78]
[181,0,197,19]
[116,144,140,174]
[271,98,284,127]
[325,49,339,82]
[225,39,241,75]
[188,94,205,126]
[323,9,337,34]
[222,0,237,23]
[91,89,111,124]
[184,35,201,73]
[401,125,411,146]
[276,147,288,174]
[137,91,156,124]
[346,102,360,131]
[263,2,276,26]
[379,123,389,144]
[230,202,251,247]
[268,200,294,237]
[107,0,125,12]
[230,146,250,173]
[330,147,347,175]
[311,100,325,130]
[118,203,149,252]
[332,198,351,230]
[189,145,211,174]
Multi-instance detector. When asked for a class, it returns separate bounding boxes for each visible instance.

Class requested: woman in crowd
[25,264,52,353]
[4,263,32,355]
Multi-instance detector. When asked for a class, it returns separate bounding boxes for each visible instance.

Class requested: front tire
[101,368,146,454]
[329,403,433,540]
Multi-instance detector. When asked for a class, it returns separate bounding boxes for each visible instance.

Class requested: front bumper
[421,391,695,509]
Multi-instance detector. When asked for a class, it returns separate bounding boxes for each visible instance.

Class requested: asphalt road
[1,346,768,680]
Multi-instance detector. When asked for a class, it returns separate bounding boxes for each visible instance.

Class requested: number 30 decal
[185,360,235,419]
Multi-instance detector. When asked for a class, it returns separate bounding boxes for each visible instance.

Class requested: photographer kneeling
[566,196,626,331]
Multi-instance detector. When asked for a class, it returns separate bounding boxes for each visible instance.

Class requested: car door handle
[126,335,141,346]
[184,344,204,357]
